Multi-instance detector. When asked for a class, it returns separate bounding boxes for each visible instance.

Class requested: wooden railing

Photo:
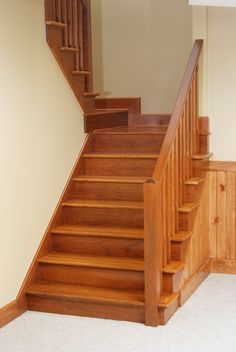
[144,40,203,326]
[45,0,93,91]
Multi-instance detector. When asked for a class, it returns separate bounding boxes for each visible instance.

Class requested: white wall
[91,0,192,113]
[193,6,236,160]
[0,0,85,307]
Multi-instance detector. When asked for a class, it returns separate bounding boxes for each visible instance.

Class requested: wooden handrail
[152,40,203,181]
[144,39,203,326]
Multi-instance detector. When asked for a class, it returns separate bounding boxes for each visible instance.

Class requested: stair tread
[27,282,174,310]
[26,282,144,306]
[73,175,148,183]
[83,92,100,97]
[51,225,144,239]
[83,153,159,159]
[178,203,200,212]
[162,261,185,274]
[38,252,144,271]
[172,231,193,242]
[72,70,90,75]
[185,177,205,185]
[86,109,129,116]
[92,125,167,134]
[192,152,213,160]
[60,47,79,52]
[45,21,67,28]
[158,293,179,309]
[62,199,143,210]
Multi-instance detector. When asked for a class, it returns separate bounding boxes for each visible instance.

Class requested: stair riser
[83,158,156,176]
[92,134,164,153]
[53,235,144,258]
[158,298,179,325]
[85,113,128,133]
[184,183,204,203]
[163,270,184,294]
[171,240,190,262]
[130,114,171,126]
[39,264,144,290]
[192,159,208,177]
[63,207,144,227]
[178,209,198,232]
[71,181,144,201]
[199,134,209,154]
[27,296,144,323]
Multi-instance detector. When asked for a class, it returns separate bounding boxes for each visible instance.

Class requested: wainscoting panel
[208,162,236,273]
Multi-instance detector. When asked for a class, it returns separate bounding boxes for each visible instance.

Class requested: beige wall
[0,0,85,307]
[91,0,192,113]
[193,6,236,160]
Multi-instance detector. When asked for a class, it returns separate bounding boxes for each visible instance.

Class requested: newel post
[144,179,163,326]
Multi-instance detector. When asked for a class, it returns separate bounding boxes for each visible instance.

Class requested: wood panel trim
[0,300,25,328]
[208,161,236,172]
[211,259,236,274]
[180,260,210,306]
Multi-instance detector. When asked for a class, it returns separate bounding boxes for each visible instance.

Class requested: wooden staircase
[16,1,212,327]
[25,120,180,324]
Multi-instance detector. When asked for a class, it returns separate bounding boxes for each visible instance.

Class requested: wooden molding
[180,260,210,306]
[0,300,25,328]
[208,161,236,172]
[211,258,236,274]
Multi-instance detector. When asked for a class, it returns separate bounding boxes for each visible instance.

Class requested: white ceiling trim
[189,0,236,6]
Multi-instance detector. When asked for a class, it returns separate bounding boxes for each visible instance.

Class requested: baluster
[73,0,79,69]
[162,176,167,268]
[67,0,73,47]
[61,0,68,47]
[78,1,84,70]
[56,0,62,22]
[185,96,190,179]
[182,111,186,185]
[178,120,183,206]
[174,136,179,230]
[195,67,199,153]
[166,161,172,263]
[170,148,175,238]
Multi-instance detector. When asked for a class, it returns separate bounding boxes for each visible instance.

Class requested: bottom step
[26,282,144,323]
[26,283,178,325]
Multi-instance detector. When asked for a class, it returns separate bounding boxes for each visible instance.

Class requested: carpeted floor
[0,274,236,352]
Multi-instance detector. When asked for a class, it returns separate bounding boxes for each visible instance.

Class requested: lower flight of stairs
[25,118,207,325]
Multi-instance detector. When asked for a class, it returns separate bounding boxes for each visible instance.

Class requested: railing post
[144,180,162,326]
[45,0,56,21]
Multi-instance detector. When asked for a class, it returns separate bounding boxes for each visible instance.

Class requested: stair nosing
[38,252,144,271]
[82,153,159,159]
[26,283,144,307]
[72,176,148,184]
[62,199,144,210]
[51,225,144,239]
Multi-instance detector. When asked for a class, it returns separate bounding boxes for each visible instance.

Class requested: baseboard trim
[0,300,26,328]
[211,258,236,274]
[180,260,210,306]
[208,161,236,172]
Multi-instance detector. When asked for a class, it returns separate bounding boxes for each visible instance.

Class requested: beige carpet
[0,274,236,352]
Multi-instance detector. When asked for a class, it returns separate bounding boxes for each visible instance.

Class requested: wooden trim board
[180,260,210,306]
[211,259,236,274]
[208,161,236,172]
[0,300,25,328]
